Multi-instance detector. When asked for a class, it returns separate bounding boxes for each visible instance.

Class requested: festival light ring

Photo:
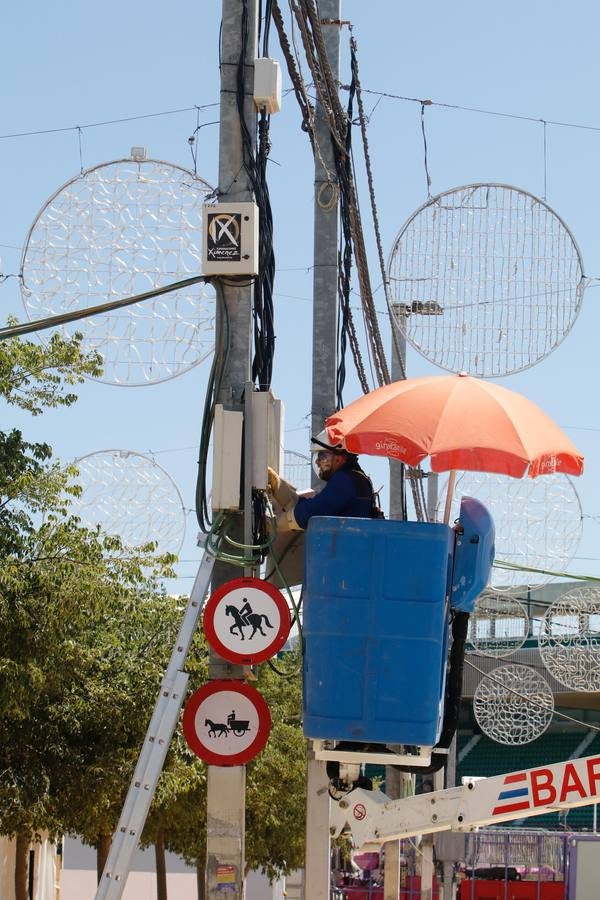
[468,591,530,658]
[438,471,582,591]
[473,664,554,745]
[387,184,585,377]
[20,157,215,385]
[71,449,186,557]
[538,586,600,692]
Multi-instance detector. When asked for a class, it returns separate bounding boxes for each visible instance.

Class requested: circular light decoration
[473,664,554,745]
[438,471,582,591]
[71,449,186,556]
[387,184,585,377]
[21,157,215,385]
[468,591,530,658]
[538,586,600,692]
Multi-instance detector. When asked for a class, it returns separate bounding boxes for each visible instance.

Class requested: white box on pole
[251,391,284,489]
[253,58,282,113]
[202,202,259,276]
[212,405,243,510]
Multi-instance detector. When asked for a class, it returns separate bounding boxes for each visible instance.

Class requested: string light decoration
[473,664,554,745]
[387,184,585,377]
[468,591,530,658]
[20,156,215,385]
[438,471,582,590]
[71,450,186,557]
[538,586,600,692]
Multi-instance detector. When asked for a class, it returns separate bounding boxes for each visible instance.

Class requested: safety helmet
[309,429,343,454]
[310,430,351,481]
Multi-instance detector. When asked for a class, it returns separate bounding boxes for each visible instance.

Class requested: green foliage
[0,330,177,842]
[0,329,308,882]
[245,653,306,879]
[0,328,102,415]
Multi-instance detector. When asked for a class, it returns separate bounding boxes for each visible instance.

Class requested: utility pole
[389,306,407,520]
[306,3,341,898]
[206,2,258,898]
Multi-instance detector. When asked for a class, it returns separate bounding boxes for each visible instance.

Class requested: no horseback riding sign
[203,576,291,664]
[182,680,271,765]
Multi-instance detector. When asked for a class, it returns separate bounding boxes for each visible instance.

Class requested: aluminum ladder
[94,551,215,900]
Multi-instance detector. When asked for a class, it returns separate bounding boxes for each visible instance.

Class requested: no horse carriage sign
[182,680,271,766]
[203,576,291,664]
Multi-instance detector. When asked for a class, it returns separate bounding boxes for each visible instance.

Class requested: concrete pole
[206,3,258,898]
[389,307,407,520]
[310,0,341,446]
[305,3,341,899]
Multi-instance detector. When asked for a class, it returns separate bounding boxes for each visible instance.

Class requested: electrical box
[253,58,282,113]
[211,405,243,511]
[202,202,259,276]
[250,390,284,489]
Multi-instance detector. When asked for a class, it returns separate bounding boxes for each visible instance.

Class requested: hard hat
[310,429,344,454]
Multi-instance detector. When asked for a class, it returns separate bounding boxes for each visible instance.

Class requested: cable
[0,103,220,141]
[195,280,230,533]
[230,0,276,390]
[0,275,207,341]
[494,559,600,584]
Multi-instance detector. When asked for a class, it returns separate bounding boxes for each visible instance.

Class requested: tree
[245,654,306,880]
[0,331,179,898]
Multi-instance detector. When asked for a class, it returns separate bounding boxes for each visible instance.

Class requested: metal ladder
[94,551,215,900]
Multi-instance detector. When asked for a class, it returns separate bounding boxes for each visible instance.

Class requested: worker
[268,431,381,530]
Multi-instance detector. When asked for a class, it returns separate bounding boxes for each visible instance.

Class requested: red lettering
[559,763,587,802]
[531,769,557,808]
[586,757,600,797]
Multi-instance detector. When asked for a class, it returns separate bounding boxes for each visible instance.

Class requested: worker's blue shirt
[293,463,374,529]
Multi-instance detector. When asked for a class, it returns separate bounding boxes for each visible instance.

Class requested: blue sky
[2,1,600,589]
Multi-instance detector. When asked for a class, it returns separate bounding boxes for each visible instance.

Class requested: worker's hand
[267,469,299,509]
[267,466,280,494]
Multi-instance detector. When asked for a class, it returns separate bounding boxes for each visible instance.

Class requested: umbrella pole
[443,470,457,525]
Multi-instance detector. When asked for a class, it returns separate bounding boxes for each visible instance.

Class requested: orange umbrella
[325,373,584,522]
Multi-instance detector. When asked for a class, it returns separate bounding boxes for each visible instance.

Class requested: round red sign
[182,680,271,766]
[203,577,291,664]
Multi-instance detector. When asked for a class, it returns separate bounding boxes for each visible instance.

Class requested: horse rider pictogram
[225,598,274,640]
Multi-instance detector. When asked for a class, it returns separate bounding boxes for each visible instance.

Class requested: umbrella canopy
[325,373,584,479]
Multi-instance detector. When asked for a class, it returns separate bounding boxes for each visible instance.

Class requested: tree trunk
[97,833,112,885]
[14,832,30,900]
[155,831,168,900]
[196,846,206,900]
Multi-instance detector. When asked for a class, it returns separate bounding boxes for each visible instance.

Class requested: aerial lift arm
[330,752,600,848]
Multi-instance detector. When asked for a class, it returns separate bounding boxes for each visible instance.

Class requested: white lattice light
[388,184,585,377]
[473,664,554,745]
[21,157,215,385]
[468,592,530,658]
[71,450,186,556]
[439,471,582,590]
[538,586,600,692]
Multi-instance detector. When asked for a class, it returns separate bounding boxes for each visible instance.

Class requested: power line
[0,103,220,141]
[352,87,600,135]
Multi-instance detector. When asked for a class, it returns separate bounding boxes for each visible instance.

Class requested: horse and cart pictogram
[205,710,252,738]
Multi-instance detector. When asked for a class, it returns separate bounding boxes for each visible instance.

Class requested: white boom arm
[330,752,600,848]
